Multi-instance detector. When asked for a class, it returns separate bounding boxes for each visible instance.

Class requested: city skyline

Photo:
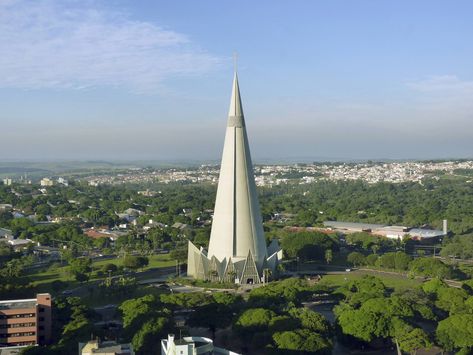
[1,0,472,161]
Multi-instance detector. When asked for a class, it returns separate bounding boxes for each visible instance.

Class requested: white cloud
[0,0,222,92]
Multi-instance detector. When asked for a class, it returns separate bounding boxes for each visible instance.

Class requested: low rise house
[0,228,13,239]
[79,339,134,355]
[4,238,34,250]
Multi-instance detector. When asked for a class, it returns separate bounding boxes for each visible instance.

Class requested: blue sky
[1,0,472,161]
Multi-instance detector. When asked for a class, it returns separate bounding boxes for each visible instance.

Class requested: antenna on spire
[233,52,238,73]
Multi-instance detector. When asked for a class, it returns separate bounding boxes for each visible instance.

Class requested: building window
[8,313,34,319]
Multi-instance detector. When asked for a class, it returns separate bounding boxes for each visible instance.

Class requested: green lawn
[318,270,422,290]
[92,254,176,269]
[23,254,177,294]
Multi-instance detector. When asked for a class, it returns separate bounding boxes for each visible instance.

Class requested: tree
[346,276,386,306]
[347,252,366,267]
[56,297,96,354]
[441,235,473,260]
[371,244,380,255]
[247,278,313,308]
[69,257,92,281]
[410,257,452,279]
[436,314,473,351]
[169,247,188,263]
[1,259,23,279]
[346,232,381,250]
[376,252,396,269]
[422,278,448,294]
[234,308,276,333]
[74,272,88,283]
[120,294,159,330]
[394,287,436,321]
[435,287,468,314]
[187,302,233,339]
[160,293,212,309]
[101,263,118,274]
[375,252,411,271]
[123,255,148,271]
[398,328,431,354]
[365,254,379,266]
[132,317,168,354]
[273,329,332,354]
[288,307,331,334]
[268,315,299,333]
[324,249,333,264]
[361,297,414,319]
[280,231,339,262]
[394,252,411,270]
[336,307,390,342]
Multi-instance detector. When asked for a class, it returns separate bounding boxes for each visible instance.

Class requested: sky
[1,0,472,162]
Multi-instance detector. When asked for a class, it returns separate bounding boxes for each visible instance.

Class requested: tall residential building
[0,294,52,348]
[187,73,282,285]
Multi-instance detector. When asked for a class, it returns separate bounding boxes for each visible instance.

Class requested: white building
[40,178,54,187]
[57,177,68,186]
[79,339,134,355]
[161,334,240,355]
[2,178,12,186]
[187,72,281,285]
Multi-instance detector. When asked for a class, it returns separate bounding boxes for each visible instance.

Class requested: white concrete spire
[228,72,244,119]
[207,72,267,268]
[187,71,281,285]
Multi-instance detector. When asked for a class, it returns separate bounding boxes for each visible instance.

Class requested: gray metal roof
[323,221,387,230]
[0,228,13,238]
[408,228,445,238]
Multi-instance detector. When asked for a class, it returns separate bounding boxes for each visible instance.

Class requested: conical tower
[207,73,267,269]
[187,72,281,284]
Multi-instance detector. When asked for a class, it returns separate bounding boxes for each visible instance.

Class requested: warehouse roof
[323,221,387,230]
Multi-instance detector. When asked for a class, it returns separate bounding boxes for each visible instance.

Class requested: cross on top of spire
[233,52,238,73]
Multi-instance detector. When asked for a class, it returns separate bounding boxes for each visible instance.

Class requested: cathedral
[187,72,282,285]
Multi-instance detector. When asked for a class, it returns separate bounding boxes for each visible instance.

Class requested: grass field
[92,254,176,269]
[23,253,176,294]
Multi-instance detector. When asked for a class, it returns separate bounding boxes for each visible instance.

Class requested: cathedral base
[186,240,282,285]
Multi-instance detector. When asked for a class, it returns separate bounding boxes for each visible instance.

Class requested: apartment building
[0,294,52,348]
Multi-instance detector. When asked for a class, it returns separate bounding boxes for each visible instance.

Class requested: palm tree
[325,249,333,264]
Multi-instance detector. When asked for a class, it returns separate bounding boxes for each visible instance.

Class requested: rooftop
[408,228,445,238]
[0,298,36,310]
[323,221,387,230]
